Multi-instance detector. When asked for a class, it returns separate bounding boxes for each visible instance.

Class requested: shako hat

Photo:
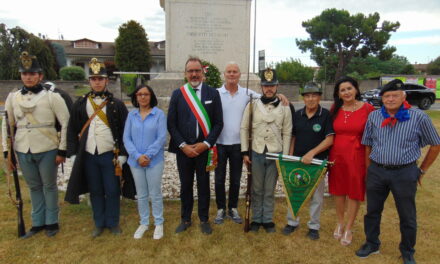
[260,68,279,86]
[19,51,42,73]
[379,79,405,96]
[88,58,107,78]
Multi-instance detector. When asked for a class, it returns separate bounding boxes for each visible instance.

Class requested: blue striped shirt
[362,108,440,165]
[123,107,167,168]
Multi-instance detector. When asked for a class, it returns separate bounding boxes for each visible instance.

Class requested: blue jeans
[130,161,164,226]
[84,152,120,228]
[16,149,59,226]
[251,151,279,223]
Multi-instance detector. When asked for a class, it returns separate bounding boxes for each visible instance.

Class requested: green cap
[301,82,322,95]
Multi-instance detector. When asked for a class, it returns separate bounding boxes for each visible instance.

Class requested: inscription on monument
[186,15,231,55]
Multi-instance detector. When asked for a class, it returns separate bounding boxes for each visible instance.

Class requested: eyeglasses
[136,93,151,97]
[186,69,202,74]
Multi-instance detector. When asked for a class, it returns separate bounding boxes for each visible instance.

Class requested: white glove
[70,155,76,165]
[117,156,127,166]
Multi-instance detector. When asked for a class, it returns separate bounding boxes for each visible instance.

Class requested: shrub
[60,66,85,81]
[184,60,222,88]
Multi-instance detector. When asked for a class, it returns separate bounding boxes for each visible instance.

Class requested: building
[49,38,165,77]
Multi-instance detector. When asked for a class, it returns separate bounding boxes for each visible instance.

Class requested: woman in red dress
[328,76,374,246]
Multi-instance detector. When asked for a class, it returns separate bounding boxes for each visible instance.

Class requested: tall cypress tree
[115,20,151,72]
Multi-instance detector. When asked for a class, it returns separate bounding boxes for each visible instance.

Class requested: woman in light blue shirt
[123,84,167,240]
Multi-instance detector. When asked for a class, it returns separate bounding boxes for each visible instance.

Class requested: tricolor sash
[180,83,218,171]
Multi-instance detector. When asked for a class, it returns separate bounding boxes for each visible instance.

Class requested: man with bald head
[214,63,290,225]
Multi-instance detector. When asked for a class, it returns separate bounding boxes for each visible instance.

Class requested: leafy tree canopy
[0,24,57,80]
[427,56,440,75]
[296,9,400,81]
[274,58,314,86]
[344,54,415,80]
[115,20,151,73]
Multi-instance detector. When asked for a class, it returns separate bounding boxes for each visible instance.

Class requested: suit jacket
[167,83,223,153]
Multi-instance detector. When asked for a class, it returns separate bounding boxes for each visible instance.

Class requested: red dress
[328,103,374,201]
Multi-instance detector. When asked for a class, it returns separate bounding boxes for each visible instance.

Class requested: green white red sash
[180,83,218,171]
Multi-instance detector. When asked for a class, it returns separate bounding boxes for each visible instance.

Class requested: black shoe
[249,222,261,232]
[262,222,276,233]
[109,226,122,235]
[306,229,319,240]
[355,243,380,258]
[200,222,212,235]
[21,226,45,239]
[282,224,297,235]
[45,223,59,237]
[401,255,416,264]
[175,221,191,233]
[92,227,104,238]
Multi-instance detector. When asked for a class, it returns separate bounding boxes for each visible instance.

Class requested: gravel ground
[57,152,293,199]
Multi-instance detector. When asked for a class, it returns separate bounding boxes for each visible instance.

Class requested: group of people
[5,52,440,264]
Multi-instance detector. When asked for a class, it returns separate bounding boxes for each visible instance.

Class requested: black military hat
[260,68,279,86]
[19,51,42,73]
[379,79,404,96]
[88,58,108,78]
[301,82,322,95]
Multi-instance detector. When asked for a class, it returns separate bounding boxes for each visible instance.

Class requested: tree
[274,58,314,86]
[344,54,415,80]
[115,20,151,73]
[0,24,57,80]
[296,9,400,81]
[427,56,440,75]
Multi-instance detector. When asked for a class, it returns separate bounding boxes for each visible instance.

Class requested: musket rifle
[244,93,253,232]
[4,111,26,237]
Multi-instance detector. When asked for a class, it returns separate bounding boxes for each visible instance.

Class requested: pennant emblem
[277,157,328,218]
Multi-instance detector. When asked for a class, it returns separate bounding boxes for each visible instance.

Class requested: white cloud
[390,35,440,45]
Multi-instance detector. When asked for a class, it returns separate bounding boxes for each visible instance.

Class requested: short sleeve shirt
[362,108,440,165]
[293,105,335,160]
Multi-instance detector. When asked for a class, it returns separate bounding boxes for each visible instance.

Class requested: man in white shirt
[214,63,290,225]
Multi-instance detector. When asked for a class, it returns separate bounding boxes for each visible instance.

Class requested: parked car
[361,83,436,110]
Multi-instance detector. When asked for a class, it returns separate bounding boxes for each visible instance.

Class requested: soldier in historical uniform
[5,51,70,238]
[240,68,292,233]
[65,58,130,238]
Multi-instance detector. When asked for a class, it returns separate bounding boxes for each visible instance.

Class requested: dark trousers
[214,144,243,210]
[85,152,120,228]
[176,150,210,222]
[364,162,418,258]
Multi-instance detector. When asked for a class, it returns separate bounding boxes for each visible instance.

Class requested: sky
[1,0,440,69]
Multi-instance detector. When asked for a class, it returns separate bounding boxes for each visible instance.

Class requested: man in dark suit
[167,56,223,235]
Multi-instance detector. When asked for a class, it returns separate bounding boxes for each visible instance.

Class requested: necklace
[342,102,357,124]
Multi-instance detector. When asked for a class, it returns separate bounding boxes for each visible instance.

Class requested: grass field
[0,112,439,264]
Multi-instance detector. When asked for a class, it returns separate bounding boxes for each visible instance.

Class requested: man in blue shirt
[356,79,440,264]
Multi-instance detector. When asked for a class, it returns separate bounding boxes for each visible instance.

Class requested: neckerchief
[21,84,43,95]
[381,101,411,127]
[90,91,109,99]
[260,96,280,107]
